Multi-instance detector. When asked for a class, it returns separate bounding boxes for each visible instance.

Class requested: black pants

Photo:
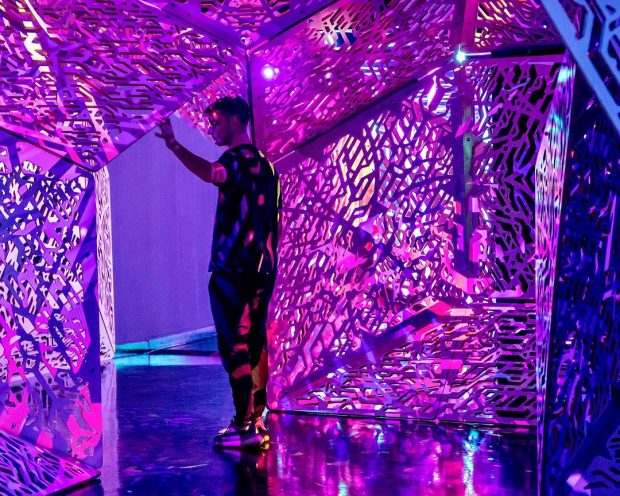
[209,271,276,424]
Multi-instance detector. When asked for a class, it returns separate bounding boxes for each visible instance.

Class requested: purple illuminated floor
[73,338,537,495]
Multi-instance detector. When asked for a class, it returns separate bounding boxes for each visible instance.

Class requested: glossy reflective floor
[73,338,537,495]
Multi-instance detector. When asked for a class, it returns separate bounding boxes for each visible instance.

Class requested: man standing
[158,96,281,448]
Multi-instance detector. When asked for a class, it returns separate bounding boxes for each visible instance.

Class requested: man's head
[206,96,251,147]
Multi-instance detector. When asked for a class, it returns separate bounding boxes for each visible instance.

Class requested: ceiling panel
[0,0,243,171]
[139,0,337,46]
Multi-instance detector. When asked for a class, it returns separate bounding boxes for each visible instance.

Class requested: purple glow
[0,0,243,170]
[261,64,278,81]
[268,57,560,425]
[0,131,102,465]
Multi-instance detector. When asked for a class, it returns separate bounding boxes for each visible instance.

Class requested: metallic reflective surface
[72,349,536,495]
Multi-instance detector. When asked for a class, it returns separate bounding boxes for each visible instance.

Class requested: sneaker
[214,419,262,448]
[252,415,270,445]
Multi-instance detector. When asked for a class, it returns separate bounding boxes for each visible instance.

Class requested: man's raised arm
[156,118,227,184]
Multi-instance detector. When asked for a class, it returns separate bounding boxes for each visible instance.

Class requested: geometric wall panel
[0,0,243,171]
[144,0,561,51]
[538,71,620,495]
[269,56,561,425]
[138,0,336,46]
[0,129,102,465]
[540,0,620,135]
[0,430,98,496]
[466,57,560,299]
[535,56,574,496]
[248,0,562,160]
[250,0,459,159]
[178,60,248,138]
[468,0,560,51]
[95,167,114,361]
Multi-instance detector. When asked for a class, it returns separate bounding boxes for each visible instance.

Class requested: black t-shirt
[209,144,281,274]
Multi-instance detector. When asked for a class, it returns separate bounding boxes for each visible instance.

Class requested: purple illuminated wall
[0,0,243,171]
[250,0,458,159]
[138,0,335,46]
[0,130,102,464]
[537,71,620,494]
[0,0,246,479]
[2,0,618,494]
[535,57,574,494]
[96,167,115,360]
[540,0,620,135]
[0,430,97,495]
[268,56,561,425]
[250,0,559,160]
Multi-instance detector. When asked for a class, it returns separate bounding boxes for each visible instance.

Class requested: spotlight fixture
[261,64,278,81]
[455,49,467,64]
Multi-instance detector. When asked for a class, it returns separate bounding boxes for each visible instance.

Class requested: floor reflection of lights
[71,346,536,496]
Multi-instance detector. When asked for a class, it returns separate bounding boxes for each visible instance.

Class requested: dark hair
[207,96,251,125]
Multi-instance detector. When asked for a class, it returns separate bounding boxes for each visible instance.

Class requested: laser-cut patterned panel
[278,305,536,424]
[468,58,561,298]
[0,0,243,171]
[435,305,536,424]
[0,431,98,496]
[178,61,248,138]
[269,58,558,424]
[470,0,560,51]
[0,130,102,465]
[568,421,620,493]
[141,0,334,46]
[540,0,620,135]
[95,167,114,361]
[542,74,620,495]
[534,58,574,495]
[251,0,458,159]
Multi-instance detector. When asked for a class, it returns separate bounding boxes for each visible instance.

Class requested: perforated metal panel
[538,72,620,495]
[0,131,102,464]
[0,431,97,496]
[540,0,620,135]
[0,0,243,170]
[268,57,561,425]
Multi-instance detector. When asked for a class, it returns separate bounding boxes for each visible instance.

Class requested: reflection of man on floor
[157,97,281,448]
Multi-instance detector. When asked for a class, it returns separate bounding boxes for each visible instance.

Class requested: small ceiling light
[455,48,467,64]
[261,64,278,80]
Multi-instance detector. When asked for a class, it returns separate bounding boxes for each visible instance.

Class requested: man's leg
[209,273,257,432]
[248,273,276,418]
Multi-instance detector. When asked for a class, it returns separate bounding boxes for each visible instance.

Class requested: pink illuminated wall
[95,167,115,360]
[268,57,562,425]
[466,0,559,51]
[0,0,247,475]
[0,0,243,171]
[249,0,559,160]
[138,0,335,46]
[0,430,97,495]
[0,130,102,464]
[250,0,458,159]
[3,0,618,494]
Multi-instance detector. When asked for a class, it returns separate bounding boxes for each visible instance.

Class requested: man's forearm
[168,141,224,184]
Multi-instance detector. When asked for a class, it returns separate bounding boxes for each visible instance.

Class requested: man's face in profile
[208,111,236,147]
